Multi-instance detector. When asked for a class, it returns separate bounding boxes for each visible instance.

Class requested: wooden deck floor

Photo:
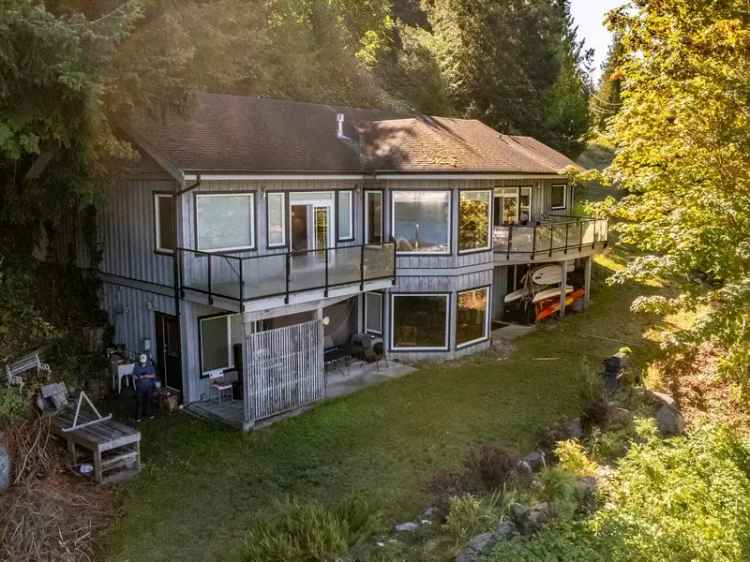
[184,400,245,429]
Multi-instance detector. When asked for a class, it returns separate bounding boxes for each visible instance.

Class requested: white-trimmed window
[337,191,354,241]
[456,287,490,348]
[154,193,176,253]
[458,190,492,253]
[365,292,383,335]
[551,184,567,210]
[266,192,286,248]
[199,314,243,376]
[392,191,451,254]
[365,191,383,245]
[196,193,255,251]
[391,293,449,351]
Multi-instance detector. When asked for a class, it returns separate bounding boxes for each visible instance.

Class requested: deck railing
[177,241,396,306]
[493,217,608,260]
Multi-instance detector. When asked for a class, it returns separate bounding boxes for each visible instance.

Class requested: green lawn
[103,253,662,562]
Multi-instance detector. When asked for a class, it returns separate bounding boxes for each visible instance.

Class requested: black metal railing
[493,217,608,260]
[176,240,397,305]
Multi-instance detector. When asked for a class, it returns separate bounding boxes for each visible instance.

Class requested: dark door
[155,313,182,395]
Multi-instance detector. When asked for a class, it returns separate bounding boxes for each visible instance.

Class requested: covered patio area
[184,358,416,429]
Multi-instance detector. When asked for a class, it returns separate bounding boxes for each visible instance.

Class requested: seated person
[132,353,157,421]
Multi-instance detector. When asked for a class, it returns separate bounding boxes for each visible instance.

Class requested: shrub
[443,492,501,543]
[465,445,520,491]
[579,360,608,429]
[555,440,598,477]
[243,495,382,562]
[537,467,582,521]
[487,425,750,562]
[588,426,632,463]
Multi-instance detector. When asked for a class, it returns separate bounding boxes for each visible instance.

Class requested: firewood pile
[0,417,114,562]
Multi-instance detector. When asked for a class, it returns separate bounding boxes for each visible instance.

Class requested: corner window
[391,294,449,350]
[199,314,242,376]
[337,191,354,241]
[365,292,383,335]
[459,190,491,253]
[266,192,286,248]
[551,184,567,210]
[392,191,451,254]
[154,193,176,253]
[456,287,490,348]
[365,191,383,245]
[196,193,255,252]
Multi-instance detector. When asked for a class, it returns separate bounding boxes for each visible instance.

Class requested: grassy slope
[103,253,664,562]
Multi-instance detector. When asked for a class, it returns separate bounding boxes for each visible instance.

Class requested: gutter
[172,173,202,325]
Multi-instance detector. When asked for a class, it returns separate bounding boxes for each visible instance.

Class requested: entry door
[155,313,182,394]
[291,204,333,251]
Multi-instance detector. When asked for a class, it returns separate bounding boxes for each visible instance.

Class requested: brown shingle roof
[124,93,577,175]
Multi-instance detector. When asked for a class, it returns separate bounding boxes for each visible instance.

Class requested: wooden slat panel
[245,318,323,422]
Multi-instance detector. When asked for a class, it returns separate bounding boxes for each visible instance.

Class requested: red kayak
[535,288,586,322]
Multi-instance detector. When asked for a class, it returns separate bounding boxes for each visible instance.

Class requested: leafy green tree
[591,33,624,132]
[589,0,750,395]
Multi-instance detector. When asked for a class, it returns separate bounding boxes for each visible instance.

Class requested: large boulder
[606,403,634,429]
[520,451,546,473]
[455,532,498,562]
[0,436,11,493]
[510,502,552,536]
[656,404,685,436]
[647,391,685,435]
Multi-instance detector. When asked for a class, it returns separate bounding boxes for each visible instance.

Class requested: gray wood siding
[99,177,177,287]
[101,282,175,355]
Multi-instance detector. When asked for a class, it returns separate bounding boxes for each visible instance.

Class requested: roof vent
[337,113,345,138]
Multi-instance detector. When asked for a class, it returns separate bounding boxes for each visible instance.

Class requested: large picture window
[459,190,491,252]
[391,294,449,350]
[365,292,383,334]
[456,287,490,348]
[337,191,354,241]
[199,314,242,375]
[392,191,451,254]
[551,184,567,210]
[154,193,176,253]
[365,191,383,245]
[196,193,255,251]
[266,192,286,248]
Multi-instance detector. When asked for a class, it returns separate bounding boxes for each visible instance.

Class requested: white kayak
[531,263,575,286]
[504,287,528,304]
[532,285,574,304]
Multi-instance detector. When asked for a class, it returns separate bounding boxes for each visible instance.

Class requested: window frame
[194,191,256,252]
[265,191,287,249]
[390,292,451,352]
[153,192,177,254]
[336,190,354,242]
[455,286,491,349]
[391,189,452,256]
[197,313,242,377]
[551,184,567,210]
[364,190,384,246]
[458,189,492,254]
[364,291,384,335]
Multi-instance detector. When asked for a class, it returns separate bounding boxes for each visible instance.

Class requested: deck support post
[559,259,569,319]
[241,313,255,432]
[584,256,593,309]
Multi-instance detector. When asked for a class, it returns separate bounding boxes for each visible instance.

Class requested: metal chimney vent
[337,113,345,138]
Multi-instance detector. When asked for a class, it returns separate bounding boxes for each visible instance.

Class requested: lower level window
[456,287,490,347]
[199,314,242,375]
[365,292,383,334]
[391,294,449,350]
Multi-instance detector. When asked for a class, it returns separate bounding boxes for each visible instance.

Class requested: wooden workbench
[52,408,141,484]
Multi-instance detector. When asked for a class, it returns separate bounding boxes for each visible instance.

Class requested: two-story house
[81,93,607,430]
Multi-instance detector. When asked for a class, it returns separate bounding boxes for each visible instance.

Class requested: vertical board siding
[100,178,176,287]
[101,282,175,355]
[244,319,324,423]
